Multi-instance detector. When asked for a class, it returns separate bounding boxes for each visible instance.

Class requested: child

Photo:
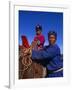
[33,24,45,50]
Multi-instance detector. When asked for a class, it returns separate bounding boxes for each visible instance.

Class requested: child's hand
[37,40,40,45]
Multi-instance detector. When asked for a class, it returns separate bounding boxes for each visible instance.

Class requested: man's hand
[23,48,30,56]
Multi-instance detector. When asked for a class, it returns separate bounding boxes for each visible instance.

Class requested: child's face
[36,29,41,35]
[48,35,56,45]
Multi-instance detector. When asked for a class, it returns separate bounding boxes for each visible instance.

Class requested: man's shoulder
[54,44,60,49]
[43,44,60,50]
[44,44,60,50]
[53,44,61,53]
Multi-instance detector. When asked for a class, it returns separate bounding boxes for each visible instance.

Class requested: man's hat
[35,24,42,31]
[48,31,57,39]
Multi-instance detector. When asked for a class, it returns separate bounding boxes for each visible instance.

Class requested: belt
[53,68,63,73]
[47,68,63,74]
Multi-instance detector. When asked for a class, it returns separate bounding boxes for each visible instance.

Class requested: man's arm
[32,45,60,60]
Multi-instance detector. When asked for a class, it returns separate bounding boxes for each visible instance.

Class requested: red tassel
[21,35,30,48]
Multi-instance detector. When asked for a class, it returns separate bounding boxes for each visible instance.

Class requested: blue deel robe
[32,44,63,77]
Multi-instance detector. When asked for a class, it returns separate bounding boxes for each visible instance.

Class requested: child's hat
[35,24,42,31]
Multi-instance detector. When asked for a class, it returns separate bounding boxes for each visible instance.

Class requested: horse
[19,46,47,79]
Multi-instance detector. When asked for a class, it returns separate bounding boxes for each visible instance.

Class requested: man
[31,31,63,77]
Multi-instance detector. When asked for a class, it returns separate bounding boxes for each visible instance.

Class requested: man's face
[36,29,41,35]
[48,35,56,45]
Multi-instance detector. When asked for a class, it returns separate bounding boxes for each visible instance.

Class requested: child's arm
[40,35,45,45]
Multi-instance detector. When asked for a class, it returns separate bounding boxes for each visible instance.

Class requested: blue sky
[19,10,63,54]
